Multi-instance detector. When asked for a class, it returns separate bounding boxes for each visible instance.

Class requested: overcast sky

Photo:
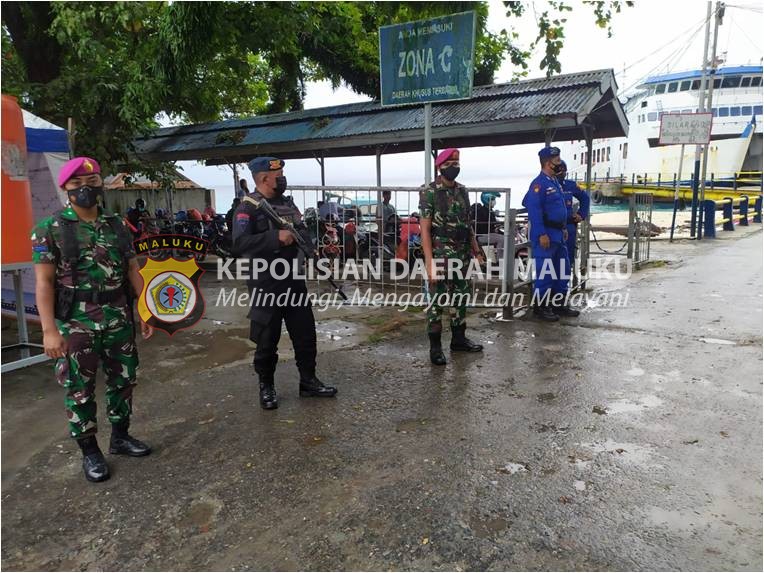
[172,0,763,211]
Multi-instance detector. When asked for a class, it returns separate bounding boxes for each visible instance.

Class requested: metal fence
[627,192,653,268]
[282,185,533,313]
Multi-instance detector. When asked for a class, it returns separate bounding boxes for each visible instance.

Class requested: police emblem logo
[533,184,540,193]
[137,256,205,335]
[269,159,282,170]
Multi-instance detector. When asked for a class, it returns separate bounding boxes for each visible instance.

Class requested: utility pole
[691,1,713,238]
[698,1,724,240]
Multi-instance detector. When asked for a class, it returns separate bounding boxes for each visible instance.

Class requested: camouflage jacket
[419,181,474,258]
[31,206,135,328]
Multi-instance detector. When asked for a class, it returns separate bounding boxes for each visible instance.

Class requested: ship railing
[573,171,762,191]
[702,195,763,238]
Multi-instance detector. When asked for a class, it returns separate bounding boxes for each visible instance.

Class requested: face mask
[556,172,566,183]
[274,176,287,195]
[552,163,564,175]
[441,166,460,181]
[68,185,102,208]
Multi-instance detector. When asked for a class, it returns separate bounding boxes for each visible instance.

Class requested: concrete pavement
[2,230,761,571]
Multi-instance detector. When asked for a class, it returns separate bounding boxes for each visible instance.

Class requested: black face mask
[441,166,460,181]
[274,176,287,195]
[68,185,102,208]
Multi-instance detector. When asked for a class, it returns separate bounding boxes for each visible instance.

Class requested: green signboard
[379,11,476,107]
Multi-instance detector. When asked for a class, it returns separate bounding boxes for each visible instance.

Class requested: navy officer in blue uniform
[522,147,579,321]
[557,160,590,283]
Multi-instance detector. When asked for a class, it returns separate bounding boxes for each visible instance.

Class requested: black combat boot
[259,375,279,410]
[533,303,560,322]
[299,374,338,398]
[77,436,110,483]
[450,324,484,352]
[553,301,581,317]
[109,422,152,457]
[429,333,447,365]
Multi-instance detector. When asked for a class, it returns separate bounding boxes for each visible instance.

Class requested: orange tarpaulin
[1,95,35,265]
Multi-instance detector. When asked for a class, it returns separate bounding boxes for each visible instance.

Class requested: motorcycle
[203,214,233,260]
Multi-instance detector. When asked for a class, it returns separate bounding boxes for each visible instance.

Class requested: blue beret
[248,157,285,174]
[538,146,561,160]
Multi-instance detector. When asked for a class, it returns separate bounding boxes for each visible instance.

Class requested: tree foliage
[2,1,631,173]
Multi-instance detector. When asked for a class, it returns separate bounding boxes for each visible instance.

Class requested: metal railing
[702,195,762,238]
[280,185,533,312]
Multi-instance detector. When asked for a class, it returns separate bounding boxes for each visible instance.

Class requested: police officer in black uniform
[232,157,337,410]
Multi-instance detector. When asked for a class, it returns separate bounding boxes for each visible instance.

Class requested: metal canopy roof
[134,68,628,165]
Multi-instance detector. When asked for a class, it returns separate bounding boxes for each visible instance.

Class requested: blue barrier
[703,195,762,238]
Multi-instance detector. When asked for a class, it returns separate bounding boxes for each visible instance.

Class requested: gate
[628,192,653,268]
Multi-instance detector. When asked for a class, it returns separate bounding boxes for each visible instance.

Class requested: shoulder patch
[533,184,540,193]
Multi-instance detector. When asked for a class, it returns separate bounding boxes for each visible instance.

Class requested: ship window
[741,106,752,115]
[641,101,648,108]
[721,76,741,88]
[713,78,721,89]
[712,108,718,117]
[667,82,678,93]
[680,80,692,91]
[751,77,762,87]
[622,143,628,159]
[655,83,666,94]
[647,112,658,121]
[607,147,611,161]
[754,105,763,115]
[691,79,701,90]
[718,107,729,117]
[729,107,741,117]
[682,109,692,113]
[741,77,752,87]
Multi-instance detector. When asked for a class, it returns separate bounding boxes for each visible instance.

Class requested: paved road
[2,231,761,571]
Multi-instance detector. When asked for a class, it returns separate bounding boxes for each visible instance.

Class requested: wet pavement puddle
[577,439,656,465]
[605,394,663,414]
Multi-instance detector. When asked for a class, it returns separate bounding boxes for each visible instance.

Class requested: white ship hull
[562,65,763,185]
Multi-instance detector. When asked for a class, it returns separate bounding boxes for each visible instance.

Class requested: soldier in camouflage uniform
[32,157,154,483]
[419,148,484,366]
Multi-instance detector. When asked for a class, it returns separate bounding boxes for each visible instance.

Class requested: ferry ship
[564,65,763,202]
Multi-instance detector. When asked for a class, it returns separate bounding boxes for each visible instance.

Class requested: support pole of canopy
[581,123,594,286]
[314,155,326,202]
[231,163,239,199]
[375,147,384,264]
[424,104,432,186]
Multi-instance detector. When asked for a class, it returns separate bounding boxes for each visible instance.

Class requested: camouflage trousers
[426,277,471,335]
[55,320,138,439]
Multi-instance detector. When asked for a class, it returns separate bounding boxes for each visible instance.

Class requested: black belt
[543,218,565,230]
[432,225,471,240]
[72,288,127,304]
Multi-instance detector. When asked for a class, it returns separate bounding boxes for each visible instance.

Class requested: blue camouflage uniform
[523,165,569,303]
[561,177,590,268]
